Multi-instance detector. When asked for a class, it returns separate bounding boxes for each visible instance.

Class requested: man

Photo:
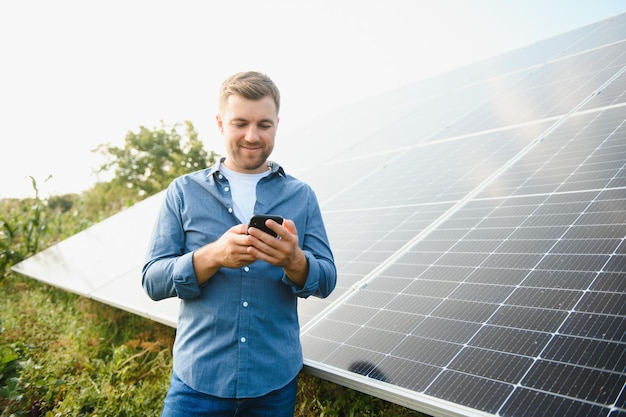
[142,71,337,417]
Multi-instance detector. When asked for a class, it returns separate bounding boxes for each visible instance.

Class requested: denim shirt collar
[206,157,286,181]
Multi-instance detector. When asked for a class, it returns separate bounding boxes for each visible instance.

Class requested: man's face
[217,94,279,174]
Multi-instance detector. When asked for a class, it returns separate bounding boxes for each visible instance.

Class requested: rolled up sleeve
[282,250,336,298]
[142,186,202,301]
[281,189,337,299]
[143,251,201,300]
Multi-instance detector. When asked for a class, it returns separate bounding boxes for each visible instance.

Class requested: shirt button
[228,207,233,213]
[243,266,250,272]
[224,186,230,192]
[240,337,246,343]
[218,174,224,179]
[243,301,249,307]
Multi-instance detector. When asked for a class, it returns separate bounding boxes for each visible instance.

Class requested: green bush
[0,277,174,416]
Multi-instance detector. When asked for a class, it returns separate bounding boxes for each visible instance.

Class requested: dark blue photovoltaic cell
[501,389,608,417]
[425,371,513,414]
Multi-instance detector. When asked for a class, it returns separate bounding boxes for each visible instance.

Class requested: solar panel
[12,12,626,417]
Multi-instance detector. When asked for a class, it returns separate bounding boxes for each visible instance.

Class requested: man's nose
[245,125,260,141]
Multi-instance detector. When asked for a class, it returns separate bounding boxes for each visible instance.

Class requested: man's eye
[259,124,273,129]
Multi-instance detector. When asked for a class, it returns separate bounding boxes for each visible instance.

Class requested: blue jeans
[160,372,298,417]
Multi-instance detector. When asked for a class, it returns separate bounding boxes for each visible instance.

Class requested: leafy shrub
[0,277,174,416]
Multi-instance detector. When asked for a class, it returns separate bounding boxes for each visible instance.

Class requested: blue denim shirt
[142,159,336,398]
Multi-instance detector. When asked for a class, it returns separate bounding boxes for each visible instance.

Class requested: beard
[228,145,273,173]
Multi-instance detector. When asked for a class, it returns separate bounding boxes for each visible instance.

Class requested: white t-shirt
[220,163,270,223]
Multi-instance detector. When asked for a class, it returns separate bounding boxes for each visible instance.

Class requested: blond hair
[218,71,280,114]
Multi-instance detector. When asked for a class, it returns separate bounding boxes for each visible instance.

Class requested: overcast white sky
[1,0,625,199]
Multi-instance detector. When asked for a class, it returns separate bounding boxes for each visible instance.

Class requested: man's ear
[216,113,224,134]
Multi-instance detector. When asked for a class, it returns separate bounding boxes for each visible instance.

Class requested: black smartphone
[248,214,284,237]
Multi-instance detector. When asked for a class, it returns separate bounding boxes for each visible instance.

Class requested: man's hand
[246,218,309,288]
[192,224,257,285]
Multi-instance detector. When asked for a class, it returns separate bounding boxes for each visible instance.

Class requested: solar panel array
[297,13,626,417]
[12,12,626,417]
